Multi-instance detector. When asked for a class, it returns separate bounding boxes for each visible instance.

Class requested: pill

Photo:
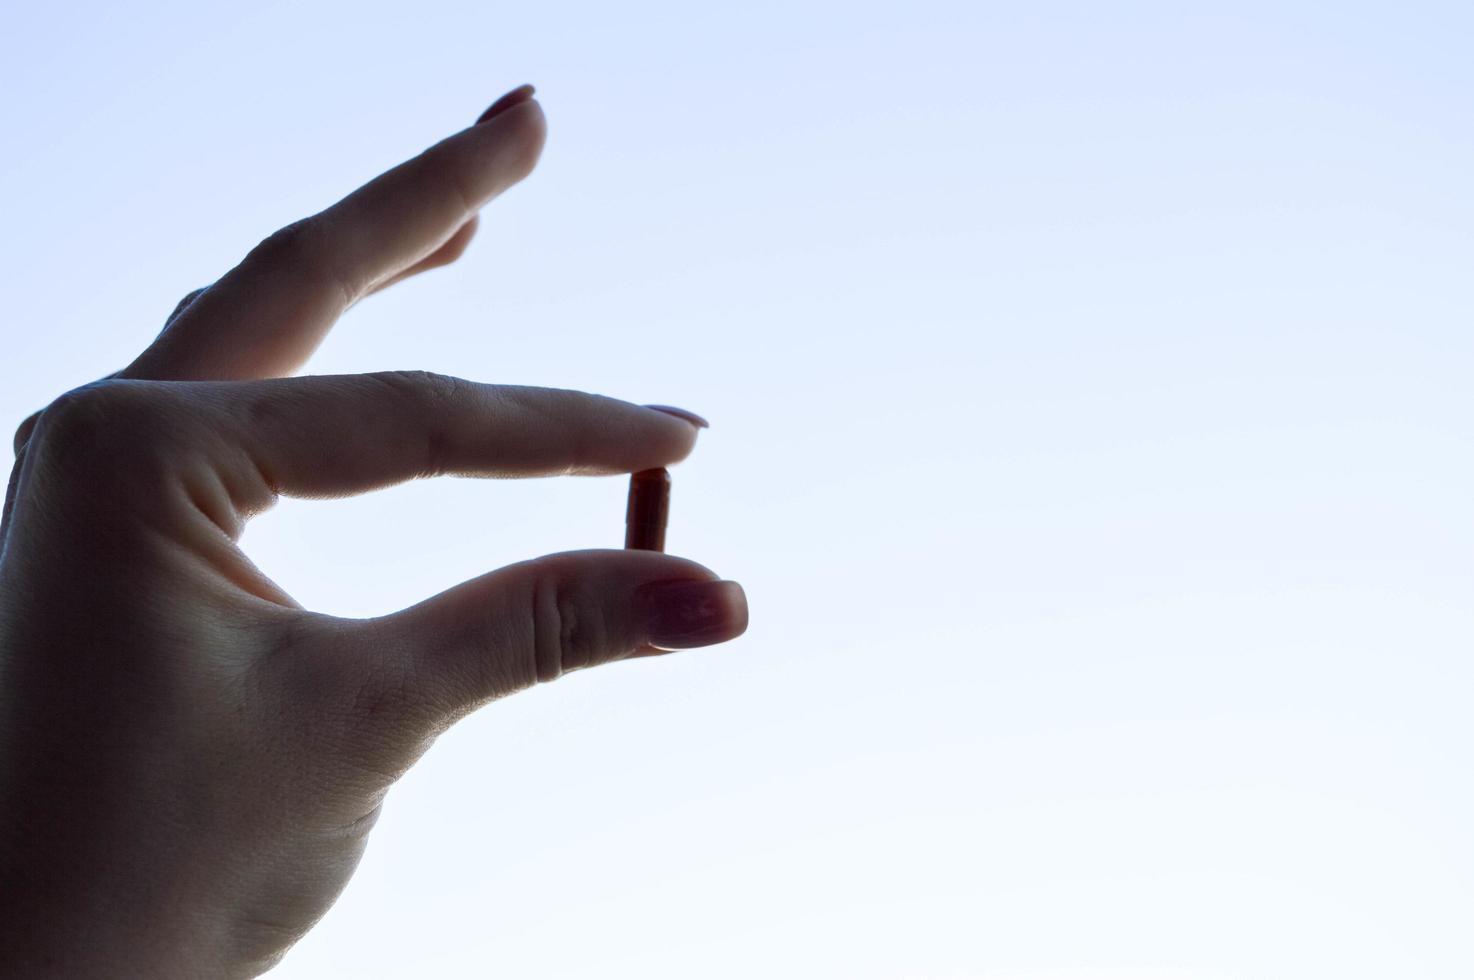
[625,467,671,551]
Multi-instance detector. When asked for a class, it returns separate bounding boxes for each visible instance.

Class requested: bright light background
[4,1,1473,977]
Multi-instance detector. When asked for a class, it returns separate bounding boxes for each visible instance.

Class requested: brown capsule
[625,467,671,551]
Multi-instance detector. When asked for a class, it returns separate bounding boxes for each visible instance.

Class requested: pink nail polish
[476,84,536,124]
[636,580,749,650]
[644,405,710,429]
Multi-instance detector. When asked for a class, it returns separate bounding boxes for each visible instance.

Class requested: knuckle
[369,368,462,403]
[11,409,42,455]
[168,285,208,320]
[30,381,174,482]
[249,218,315,265]
[35,382,134,449]
[408,141,478,217]
[248,217,355,308]
[365,370,471,476]
[440,156,480,218]
[164,285,209,325]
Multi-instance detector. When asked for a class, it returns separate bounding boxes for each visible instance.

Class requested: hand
[0,86,748,978]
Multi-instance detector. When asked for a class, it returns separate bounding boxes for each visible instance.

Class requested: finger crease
[532,576,564,684]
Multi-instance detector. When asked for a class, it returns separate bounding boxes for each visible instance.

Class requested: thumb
[322,550,748,744]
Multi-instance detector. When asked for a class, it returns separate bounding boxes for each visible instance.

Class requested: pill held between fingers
[625,468,671,552]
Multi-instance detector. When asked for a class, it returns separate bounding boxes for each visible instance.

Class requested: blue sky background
[4,2,1473,976]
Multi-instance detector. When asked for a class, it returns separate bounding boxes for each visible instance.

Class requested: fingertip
[638,406,708,471]
[636,579,749,651]
[644,405,710,429]
[485,99,547,185]
[730,581,750,634]
[602,401,700,471]
[476,84,536,124]
[663,420,701,468]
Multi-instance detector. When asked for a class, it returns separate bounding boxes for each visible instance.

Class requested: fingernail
[636,580,748,650]
[476,84,536,124]
[644,404,710,429]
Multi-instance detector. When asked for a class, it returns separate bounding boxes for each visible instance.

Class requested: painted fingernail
[476,84,536,124]
[644,405,710,429]
[636,580,748,650]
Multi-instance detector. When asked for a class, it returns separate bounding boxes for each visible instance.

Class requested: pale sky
[3,1,1473,977]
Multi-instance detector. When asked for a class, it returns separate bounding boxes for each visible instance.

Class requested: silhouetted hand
[0,86,748,978]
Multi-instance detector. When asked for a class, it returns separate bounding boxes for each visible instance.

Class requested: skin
[0,86,749,977]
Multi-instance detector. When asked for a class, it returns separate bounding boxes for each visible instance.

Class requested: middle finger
[121,87,545,383]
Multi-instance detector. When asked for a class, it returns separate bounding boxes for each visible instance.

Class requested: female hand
[0,86,748,978]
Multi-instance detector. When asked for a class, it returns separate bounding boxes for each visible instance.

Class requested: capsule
[625,467,671,551]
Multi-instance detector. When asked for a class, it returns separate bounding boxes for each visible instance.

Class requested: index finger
[123,87,546,382]
[211,373,704,515]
